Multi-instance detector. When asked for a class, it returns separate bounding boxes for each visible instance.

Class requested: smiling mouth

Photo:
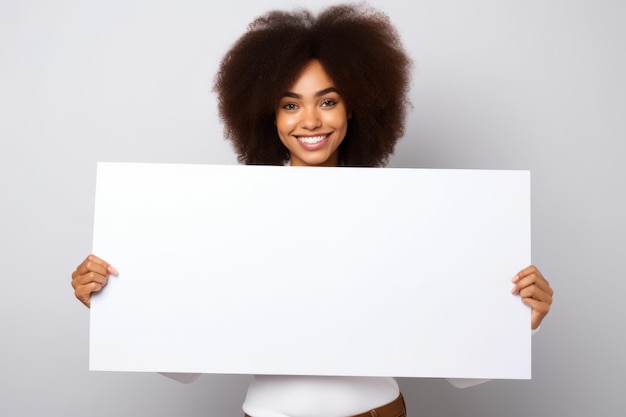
[296,134,329,145]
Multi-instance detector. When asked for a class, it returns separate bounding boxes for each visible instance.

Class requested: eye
[281,103,299,111]
[320,99,337,108]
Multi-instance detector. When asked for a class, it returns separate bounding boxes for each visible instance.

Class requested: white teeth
[297,135,327,144]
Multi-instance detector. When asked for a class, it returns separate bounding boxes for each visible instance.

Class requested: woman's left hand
[511,265,554,330]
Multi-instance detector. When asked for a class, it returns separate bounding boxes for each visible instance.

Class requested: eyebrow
[281,87,339,99]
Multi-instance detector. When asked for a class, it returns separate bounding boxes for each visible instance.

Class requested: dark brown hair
[213,3,412,166]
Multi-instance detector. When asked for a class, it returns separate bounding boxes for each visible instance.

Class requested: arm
[159,372,201,384]
[446,328,541,388]
[72,255,202,384]
[448,266,553,388]
[446,378,490,389]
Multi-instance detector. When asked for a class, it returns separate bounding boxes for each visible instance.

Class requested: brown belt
[244,393,406,417]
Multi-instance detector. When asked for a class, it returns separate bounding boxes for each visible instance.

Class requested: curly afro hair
[213,3,412,167]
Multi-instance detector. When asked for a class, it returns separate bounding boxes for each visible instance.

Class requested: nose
[301,107,321,130]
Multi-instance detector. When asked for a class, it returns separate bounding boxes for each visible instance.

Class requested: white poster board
[90,162,531,379]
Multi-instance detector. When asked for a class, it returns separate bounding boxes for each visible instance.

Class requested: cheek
[275,114,297,135]
[325,110,349,132]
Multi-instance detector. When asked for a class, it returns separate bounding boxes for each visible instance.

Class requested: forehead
[287,60,336,93]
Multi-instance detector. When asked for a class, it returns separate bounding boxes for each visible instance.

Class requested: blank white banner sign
[90,162,531,379]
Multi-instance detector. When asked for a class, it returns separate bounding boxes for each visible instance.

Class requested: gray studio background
[1,0,624,416]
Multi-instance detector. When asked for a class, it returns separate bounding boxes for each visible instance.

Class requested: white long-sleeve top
[241,375,487,417]
[163,329,537,416]
[162,374,487,417]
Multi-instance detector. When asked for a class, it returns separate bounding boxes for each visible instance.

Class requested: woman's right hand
[71,254,118,308]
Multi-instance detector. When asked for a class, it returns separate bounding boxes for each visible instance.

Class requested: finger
[75,281,107,308]
[71,274,108,301]
[512,275,552,296]
[522,296,551,313]
[75,254,118,276]
[74,270,109,287]
[75,254,107,274]
[514,265,551,287]
[518,284,553,304]
[511,266,552,295]
[517,279,553,299]
[71,264,108,290]
[514,264,542,279]
[72,265,107,287]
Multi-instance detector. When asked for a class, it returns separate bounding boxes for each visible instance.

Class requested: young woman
[72,4,553,417]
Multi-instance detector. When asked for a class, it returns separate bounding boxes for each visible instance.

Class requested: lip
[295,133,331,151]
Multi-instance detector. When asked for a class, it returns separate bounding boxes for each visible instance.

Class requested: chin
[299,155,336,167]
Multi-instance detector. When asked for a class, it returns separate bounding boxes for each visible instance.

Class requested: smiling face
[275,60,350,167]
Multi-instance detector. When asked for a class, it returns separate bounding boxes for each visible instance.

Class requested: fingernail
[511,274,519,283]
[108,265,119,276]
